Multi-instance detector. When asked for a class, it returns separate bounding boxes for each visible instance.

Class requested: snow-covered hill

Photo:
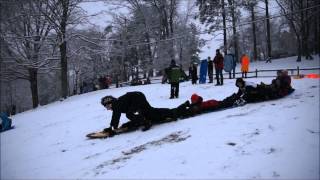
[1,57,319,179]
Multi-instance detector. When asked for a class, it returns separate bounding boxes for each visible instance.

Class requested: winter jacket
[278,74,292,96]
[213,53,224,70]
[168,65,183,83]
[236,81,261,102]
[109,92,152,129]
[191,65,198,80]
[241,55,250,72]
[190,94,221,113]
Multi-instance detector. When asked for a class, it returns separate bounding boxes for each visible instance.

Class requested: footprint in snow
[226,142,236,146]
[268,125,275,131]
[273,171,280,177]
[91,131,191,176]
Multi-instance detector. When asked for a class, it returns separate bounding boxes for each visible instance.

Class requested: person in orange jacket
[241,54,250,78]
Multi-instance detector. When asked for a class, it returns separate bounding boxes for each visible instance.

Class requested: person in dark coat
[191,63,198,84]
[271,70,293,97]
[188,63,193,80]
[207,56,214,83]
[235,78,260,104]
[101,92,192,132]
[101,91,153,132]
[213,49,224,85]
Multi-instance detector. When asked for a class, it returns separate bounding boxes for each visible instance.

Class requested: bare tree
[41,0,84,98]
[228,0,239,62]
[243,0,258,61]
[265,0,272,59]
[275,0,318,61]
[1,0,58,108]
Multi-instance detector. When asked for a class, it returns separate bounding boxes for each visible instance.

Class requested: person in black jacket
[101,91,192,133]
[101,91,153,132]
[190,63,198,84]
[207,56,213,83]
[101,92,190,132]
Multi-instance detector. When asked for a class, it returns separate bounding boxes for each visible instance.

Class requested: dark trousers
[208,71,213,83]
[148,107,176,123]
[215,68,223,85]
[170,82,179,98]
[242,72,247,78]
[191,76,197,84]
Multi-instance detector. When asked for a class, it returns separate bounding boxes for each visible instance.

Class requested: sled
[86,127,131,139]
[199,59,208,84]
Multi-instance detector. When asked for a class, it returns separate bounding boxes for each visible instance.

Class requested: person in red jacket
[190,93,221,114]
[213,49,224,85]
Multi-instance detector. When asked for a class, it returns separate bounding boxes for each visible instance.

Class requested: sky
[79,0,280,60]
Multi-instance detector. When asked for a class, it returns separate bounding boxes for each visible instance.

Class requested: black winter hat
[235,78,245,87]
[101,95,116,106]
[171,59,176,65]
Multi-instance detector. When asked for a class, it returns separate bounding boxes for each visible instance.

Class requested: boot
[141,119,152,131]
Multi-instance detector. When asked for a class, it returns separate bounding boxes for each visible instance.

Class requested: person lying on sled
[186,92,244,115]
[101,91,154,134]
[271,69,293,97]
[189,93,221,114]
[235,78,261,103]
[101,91,192,134]
[236,73,294,103]
[254,70,294,100]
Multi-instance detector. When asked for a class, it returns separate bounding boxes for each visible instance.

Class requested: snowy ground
[1,56,319,179]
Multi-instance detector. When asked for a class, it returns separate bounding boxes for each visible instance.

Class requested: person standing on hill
[241,54,250,78]
[167,59,184,99]
[213,49,224,85]
[190,63,198,84]
[207,56,213,83]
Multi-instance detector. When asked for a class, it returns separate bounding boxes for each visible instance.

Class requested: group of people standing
[99,69,293,135]
[189,49,225,86]
[188,50,253,87]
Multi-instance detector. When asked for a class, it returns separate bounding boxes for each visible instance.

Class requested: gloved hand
[103,127,116,136]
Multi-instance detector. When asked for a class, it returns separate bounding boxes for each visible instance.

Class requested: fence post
[297,66,300,76]
[255,69,258,78]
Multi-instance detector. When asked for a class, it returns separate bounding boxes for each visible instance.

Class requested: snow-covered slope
[1,57,319,179]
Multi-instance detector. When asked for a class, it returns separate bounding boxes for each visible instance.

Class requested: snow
[1,56,320,179]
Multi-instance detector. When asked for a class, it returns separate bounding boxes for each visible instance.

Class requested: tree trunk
[60,37,68,98]
[146,32,154,77]
[28,68,39,108]
[317,8,320,55]
[300,0,307,58]
[251,5,257,61]
[265,0,272,59]
[222,0,227,55]
[60,0,69,99]
[297,35,302,62]
[229,0,239,62]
